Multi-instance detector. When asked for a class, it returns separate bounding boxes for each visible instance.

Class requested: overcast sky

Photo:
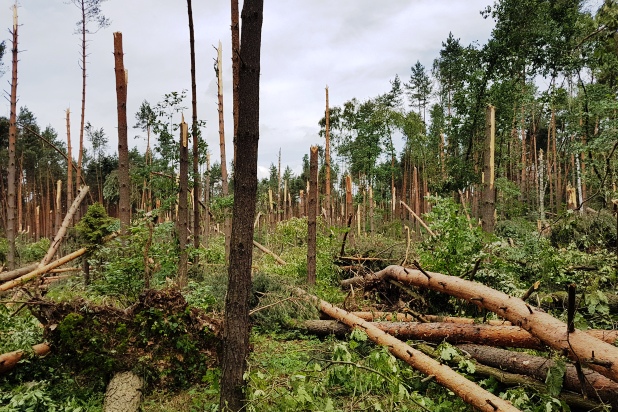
[1,0,495,179]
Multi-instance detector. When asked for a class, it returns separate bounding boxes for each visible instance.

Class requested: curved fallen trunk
[295,288,518,412]
[0,343,50,375]
[458,344,618,409]
[342,266,618,383]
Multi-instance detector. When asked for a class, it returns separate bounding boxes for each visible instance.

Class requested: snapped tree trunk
[324,86,331,223]
[295,289,518,412]
[342,265,618,383]
[178,120,189,286]
[307,146,318,285]
[481,104,496,233]
[114,32,130,231]
[219,1,263,410]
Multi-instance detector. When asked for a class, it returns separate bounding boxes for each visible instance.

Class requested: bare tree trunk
[481,104,496,233]
[114,32,130,232]
[216,42,231,261]
[219,1,263,409]
[187,0,200,254]
[324,86,331,224]
[75,0,87,221]
[230,0,240,168]
[7,4,19,270]
[307,146,318,285]
[178,120,189,287]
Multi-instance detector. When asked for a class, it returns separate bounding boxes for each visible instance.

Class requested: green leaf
[545,359,566,397]
[439,345,459,361]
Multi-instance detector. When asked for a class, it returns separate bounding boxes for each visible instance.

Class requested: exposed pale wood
[0,343,50,375]
[296,289,519,412]
[400,200,435,237]
[0,248,87,292]
[253,240,286,265]
[342,265,618,383]
[350,312,513,326]
[307,146,318,284]
[103,371,142,412]
[40,185,89,267]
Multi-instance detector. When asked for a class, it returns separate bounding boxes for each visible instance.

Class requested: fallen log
[416,343,600,411]
[103,371,142,412]
[350,311,513,326]
[0,263,38,283]
[342,265,618,383]
[303,320,618,349]
[458,344,618,409]
[303,320,545,349]
[294,288,518,412]
[40,185,89,267]
[49,267,81,274]
[0,343,50,375]
[0,248,87,293]
[253,240,286,265]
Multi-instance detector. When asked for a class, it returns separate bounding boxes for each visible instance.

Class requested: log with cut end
[458,344,618,409]
[0,263,38,283]
[342,266,618,383]
[294,288,518,412]
[0,343,50,375]
[103,371,142,412]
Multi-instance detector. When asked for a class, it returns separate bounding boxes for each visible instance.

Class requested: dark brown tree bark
[219,0,263,410]
[178,120,189,286]
[342,266,618,383]
[307,146,318,285]
[187,0,200,254]
[231,0,240,168]
[113,32,130,231]
[7,5,18,270]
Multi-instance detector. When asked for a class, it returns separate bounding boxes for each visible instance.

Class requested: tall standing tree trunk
[216,41,231,261]
[7,4,19,270]
[307,146,318,285]
[76,0,87,221]
[187,0,200,254]
[114,32,130,232]
[481,104,496,233]
[231,0,240,169]
[178,119,189,287]
[219,0,263,409]
[65,109,74,219]
[324,86,331,224]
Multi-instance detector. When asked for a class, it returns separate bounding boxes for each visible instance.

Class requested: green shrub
[550,210,617,251]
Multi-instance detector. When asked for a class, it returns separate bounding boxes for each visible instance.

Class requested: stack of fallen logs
[295,265,618,411]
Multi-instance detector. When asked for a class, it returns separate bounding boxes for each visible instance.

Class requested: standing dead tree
[6,4,19,270]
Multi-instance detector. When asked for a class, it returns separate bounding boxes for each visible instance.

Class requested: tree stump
[103,371,142,412]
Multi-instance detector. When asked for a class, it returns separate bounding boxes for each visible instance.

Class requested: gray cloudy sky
[1,0,495,179]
